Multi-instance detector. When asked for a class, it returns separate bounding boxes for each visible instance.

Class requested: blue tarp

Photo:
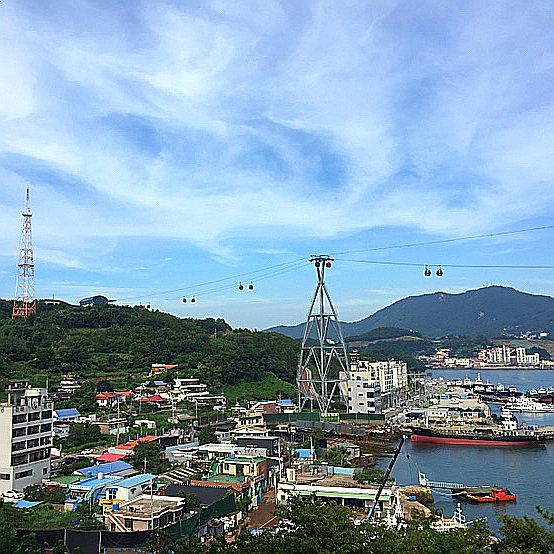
[14,500,43,509]
[294,448,315,459]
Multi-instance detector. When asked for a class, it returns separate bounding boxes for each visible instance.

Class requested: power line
[329,225,554,256]
[116,224,554,304]
[337,258,554,269]
[117,257,306,302]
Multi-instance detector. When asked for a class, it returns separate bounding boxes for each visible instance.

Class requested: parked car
[2,490,23,501]
[80,449,95,455]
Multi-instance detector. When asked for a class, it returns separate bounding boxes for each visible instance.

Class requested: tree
[353,467,393,485]
[323,446,349,467]
[24,484,66,505]
[178,491,198,510]
[198,425,219,445]
[493,510,554,553]
[130,441,169,474]
[0,522,18,552]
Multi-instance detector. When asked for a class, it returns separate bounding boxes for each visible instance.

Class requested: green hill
[0,300,300,393]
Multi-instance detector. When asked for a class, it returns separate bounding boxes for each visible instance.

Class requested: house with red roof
[95,391,116,408]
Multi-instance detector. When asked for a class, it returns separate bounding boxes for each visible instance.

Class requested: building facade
[0,382,53,493]
[340,356,408,413]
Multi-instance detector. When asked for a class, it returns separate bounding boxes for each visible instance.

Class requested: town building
[79,295,114,307]
[104,494,188,532]
[339,355,408,413]
[276,482,394,517]
[0,381,53,493]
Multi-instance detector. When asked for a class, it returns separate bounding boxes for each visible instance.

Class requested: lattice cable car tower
[12,188,37,319]
[297,255,350,413]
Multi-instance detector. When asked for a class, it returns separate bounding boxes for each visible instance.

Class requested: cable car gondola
[424,265,431,277]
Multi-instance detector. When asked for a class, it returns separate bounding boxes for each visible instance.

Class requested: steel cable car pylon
[297,255,350,414]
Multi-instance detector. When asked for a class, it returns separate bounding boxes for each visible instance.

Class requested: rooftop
[115,495,185,516]
[77,460,133,477]
[71,476,121,490]
[113,474,156,489]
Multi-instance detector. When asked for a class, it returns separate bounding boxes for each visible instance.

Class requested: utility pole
[13,188,37,318]
[297,256,350,414]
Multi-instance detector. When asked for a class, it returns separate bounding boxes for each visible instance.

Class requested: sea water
[381,369,554,532]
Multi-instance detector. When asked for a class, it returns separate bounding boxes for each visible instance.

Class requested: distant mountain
[265,286,554,339]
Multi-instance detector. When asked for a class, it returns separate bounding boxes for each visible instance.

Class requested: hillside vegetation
[0,300,299,392]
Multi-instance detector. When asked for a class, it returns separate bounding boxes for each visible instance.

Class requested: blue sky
[1,0,554,329]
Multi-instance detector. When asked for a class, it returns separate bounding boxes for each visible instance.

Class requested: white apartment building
[0,381,53,493]
[340,356,408,413]
[515,347,540,365]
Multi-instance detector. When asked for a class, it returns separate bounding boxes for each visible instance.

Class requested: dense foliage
[129,441,171,474]
[143,496,554,554]
[0,300,300,390]
[353,467,392,485]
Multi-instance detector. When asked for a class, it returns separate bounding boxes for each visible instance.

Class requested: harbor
[383,369,554,533]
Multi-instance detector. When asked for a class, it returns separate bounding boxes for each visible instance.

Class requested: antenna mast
[12,188,37,319]
[297,255,349,413]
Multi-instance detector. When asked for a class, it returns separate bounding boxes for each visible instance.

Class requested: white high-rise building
[340,356,408,412]
[0,381,53,493]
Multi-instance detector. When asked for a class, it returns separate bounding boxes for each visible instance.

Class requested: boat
[409,409,550,446]
[431,503,468,532]
[464,488,516,503]
[418,472,516,503]
[507,396,554,413]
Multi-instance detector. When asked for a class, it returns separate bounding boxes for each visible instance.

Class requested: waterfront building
[339,355,408,412]
[0,381,53,493]
[276,482,394,517]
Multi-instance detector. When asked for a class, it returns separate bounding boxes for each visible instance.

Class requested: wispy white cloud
[2,0,554,324]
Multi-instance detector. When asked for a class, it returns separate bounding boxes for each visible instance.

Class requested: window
[0,474,10,480]
[12,414,26,424]
[28,412,41,421]
[124,518,133,530]
[28,425,40,435]
[41,424,52,433]
[107,489,117,500]
[41,410,52,419]
[27,439,40,448]
[43,468,48,475]
[11,454,27,466]
[13,428,26,437]
[12,441,26,452]
[15,470,33,479]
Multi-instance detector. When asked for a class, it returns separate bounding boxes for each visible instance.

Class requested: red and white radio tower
[12,188,37,319]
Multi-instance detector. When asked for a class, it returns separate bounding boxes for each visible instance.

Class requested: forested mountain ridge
[0,300,299,391]
[266,286,554,339]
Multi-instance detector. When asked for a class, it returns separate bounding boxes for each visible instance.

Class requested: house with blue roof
[65,475,123,510]
[104,473,157,504]
[54,408,81,422]
[76,460,135,479]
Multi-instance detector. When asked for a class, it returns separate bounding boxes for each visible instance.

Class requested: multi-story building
[340,356,408,412]
[0,381,53,493]
[342,376,382,414]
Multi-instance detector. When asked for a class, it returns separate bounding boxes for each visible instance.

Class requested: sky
[1,0,554,329]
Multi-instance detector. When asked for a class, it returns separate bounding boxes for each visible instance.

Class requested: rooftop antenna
[297,255,350,414]
[12,188,37,318]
